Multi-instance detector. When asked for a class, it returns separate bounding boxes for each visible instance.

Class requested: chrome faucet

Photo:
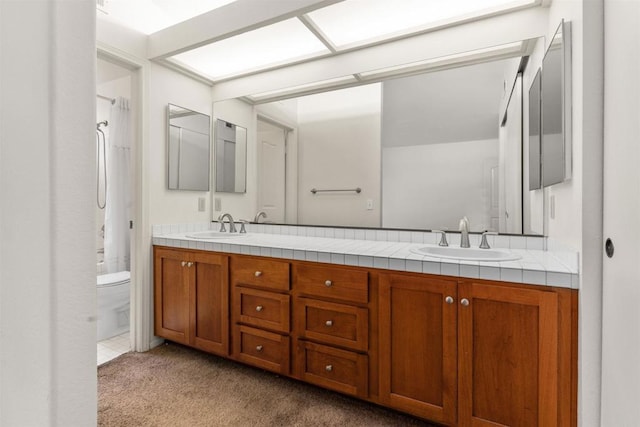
[254,211,267,223]
[459,216,470,248]
[218,213,237,233]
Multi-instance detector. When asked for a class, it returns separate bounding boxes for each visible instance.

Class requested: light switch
[366,199,374,210]
[198,197,206,212]
[215,197,222,211]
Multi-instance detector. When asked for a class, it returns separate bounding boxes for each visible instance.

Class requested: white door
[257,119,286,223]
[601,0,640,423]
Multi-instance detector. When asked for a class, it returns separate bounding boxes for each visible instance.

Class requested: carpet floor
[98,342,437,427]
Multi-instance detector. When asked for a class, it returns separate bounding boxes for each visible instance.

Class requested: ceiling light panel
[307,0,536,48]
[101,0,238,35]
[171,19,330,81]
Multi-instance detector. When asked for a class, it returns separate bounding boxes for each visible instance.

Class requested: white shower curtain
[104,97,131,274]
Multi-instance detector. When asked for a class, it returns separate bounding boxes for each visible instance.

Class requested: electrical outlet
[198,197,206,212]
[215,197,222,211]
[366,199,374,210]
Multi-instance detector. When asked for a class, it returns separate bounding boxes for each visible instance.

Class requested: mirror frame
[167,103,211,191]
[528,68,542,190]
[541,20,572,187]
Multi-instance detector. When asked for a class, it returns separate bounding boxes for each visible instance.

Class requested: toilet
[97,271,130,342]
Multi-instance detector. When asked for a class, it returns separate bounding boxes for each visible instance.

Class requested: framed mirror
[215,118,247,193]
[528,68,542,190]
[542,20,572,187]
[167,104,211,191]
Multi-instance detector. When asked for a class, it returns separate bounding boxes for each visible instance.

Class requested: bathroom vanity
[153,227,577,427]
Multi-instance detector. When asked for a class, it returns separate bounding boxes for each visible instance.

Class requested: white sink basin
[185,231,248,240]
[411,246,521,262]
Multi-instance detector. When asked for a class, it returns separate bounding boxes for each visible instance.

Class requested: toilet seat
[97,271,130,287]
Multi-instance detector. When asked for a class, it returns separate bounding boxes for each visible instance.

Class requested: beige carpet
[98,342,436,427]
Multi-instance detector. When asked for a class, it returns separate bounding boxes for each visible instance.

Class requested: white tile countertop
[152,223,579,289]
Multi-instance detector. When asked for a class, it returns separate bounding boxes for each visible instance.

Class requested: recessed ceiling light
[99,0,238,35]
[170,18,330,81]
[307,0,537,48]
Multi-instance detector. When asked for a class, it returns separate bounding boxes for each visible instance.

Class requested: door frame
[97,43,153,352]
[256,113,297,224]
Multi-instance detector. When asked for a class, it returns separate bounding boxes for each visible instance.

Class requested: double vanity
[152,223,577,426]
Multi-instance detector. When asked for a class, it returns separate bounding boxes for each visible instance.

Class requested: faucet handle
[238,220,249,234]
[217,215,227,233]
[432,230,449,247]
[479,231,498,249]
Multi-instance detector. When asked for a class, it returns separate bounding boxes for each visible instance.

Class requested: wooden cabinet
[154,247,229,356]
[154,246,577,426]
[457,281,560,427]
[379,272,575,427]
[230,256,291,374]
[379,274,458,425]
[292,263,370,398]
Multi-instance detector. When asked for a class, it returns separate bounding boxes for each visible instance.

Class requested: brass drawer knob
[445,296,454,304]
[181,261,187,267]
[256,305,264,312]
[325,280,332,287]
[325,320,333,327]
[255,271,262,277]
[256,345,263,352]
[461,298,470,307]
[187,262,193,267]
[325,365,333,372]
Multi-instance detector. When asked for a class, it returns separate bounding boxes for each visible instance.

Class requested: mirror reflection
[167,104,210,191]
[542,20,572,187]
[213,39,546,235]
[215,119,247,193]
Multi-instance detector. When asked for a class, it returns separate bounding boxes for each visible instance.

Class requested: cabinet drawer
[232,256,290,291]
[234,287,290,333]
[233,325,290,375]
[293,264,368,304]
[296,340,368,398]
[296,298,368,351]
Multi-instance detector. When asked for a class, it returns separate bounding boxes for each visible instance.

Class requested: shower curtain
[104,97,131,274]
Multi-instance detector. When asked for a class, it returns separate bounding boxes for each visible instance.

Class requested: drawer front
[234,287,290,333]
[296,298,368,351]
[296,340,368,398]
[293,264,368,304]
[232,256,290,291]
[234,325,290,375]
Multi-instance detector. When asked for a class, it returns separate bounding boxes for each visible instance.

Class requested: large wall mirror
[215,118,247,193]
[542,20,572,187]
[167,104,211,191]
[213,38,547,235]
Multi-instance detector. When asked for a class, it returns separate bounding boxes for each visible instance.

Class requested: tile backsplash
[152,222,547,251]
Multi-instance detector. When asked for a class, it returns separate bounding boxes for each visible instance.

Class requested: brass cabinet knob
[461,298,470,306]
[187,262,193,267]
[255,271,262,277]
[325,280,332,287]
[256,345,263,352]
[325,365,333,372]
[256,305,264,312]
[445,296,454,304]
[325,320,333,327]
[181,261,187,267]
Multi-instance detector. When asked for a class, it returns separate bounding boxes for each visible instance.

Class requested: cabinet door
[190,251,229,356]
[458,281,558,427]
[154,247,190,344]
[379,274,457,425]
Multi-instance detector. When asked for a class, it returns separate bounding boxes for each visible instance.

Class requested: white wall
[0,1,96,425]
[297,85,381,227]
[382,139,498,231]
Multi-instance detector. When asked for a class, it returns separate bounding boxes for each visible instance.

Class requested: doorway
[257,117,289,223]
